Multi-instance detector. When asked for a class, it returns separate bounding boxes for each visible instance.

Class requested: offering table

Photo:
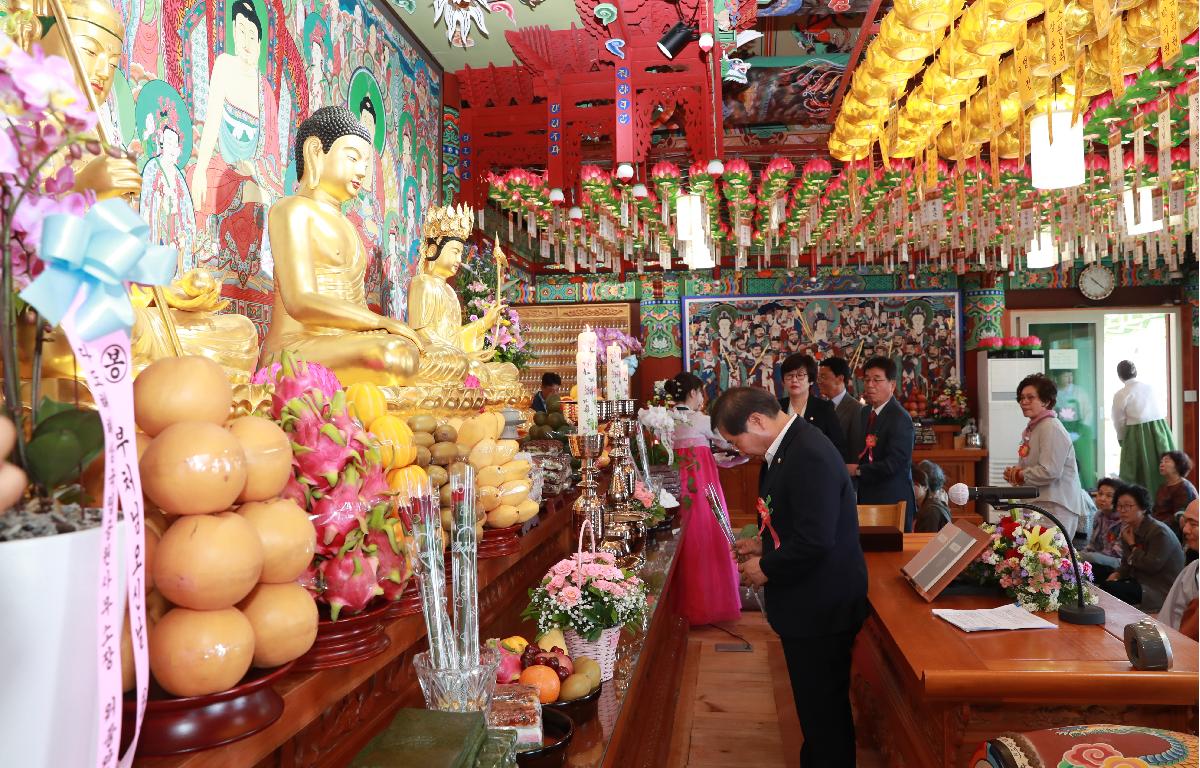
[852,534,1199,768]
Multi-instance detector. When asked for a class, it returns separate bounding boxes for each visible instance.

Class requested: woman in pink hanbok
[666,373,741,626]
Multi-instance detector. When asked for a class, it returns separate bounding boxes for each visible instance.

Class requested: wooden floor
[667,612,885,768]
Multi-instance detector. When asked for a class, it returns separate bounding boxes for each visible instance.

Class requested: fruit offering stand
[511,303,637,394]
[133,495,688,768]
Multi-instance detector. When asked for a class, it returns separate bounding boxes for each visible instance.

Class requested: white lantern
[568,206,583,221]
[698,32,714,52]
[1030,111,1085,190]
[548,187,565,203]
[616,163,635,180]
[675,194,702,242]
[1122,187,1163,236]
[631,183,649,199]
[706,159,725,175]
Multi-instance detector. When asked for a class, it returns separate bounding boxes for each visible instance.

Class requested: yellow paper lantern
[936,125,981,160]
[936,33,990,79]
[906,86,962,123]
[891,0,962,32]
[850,74,896,108]
[877,14,944,61]
[840,93,887,124]
[1063,1,1098,45]
[982,0,1046,23]
[862,46,925,84]
[923,62,980,106]
[1123,0,1160,48]
[957,3,1021,56]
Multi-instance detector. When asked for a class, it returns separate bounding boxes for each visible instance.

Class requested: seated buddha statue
[406,205,521,395]
[259,106,424,386]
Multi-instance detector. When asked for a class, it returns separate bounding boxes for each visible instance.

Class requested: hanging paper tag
[1015,41,1033,108]
[954,165,967,214]
[1071,52,1086,126]
[926,145,938,191]
[1159,0,1181,65]
[1045,0,1068,75]
[1109,17,1125,98]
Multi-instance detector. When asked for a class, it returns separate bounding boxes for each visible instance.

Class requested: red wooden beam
[826,0,887,129]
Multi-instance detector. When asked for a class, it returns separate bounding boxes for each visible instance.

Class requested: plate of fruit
[490,633,603,723]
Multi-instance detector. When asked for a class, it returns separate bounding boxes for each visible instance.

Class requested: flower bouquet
[457,242,536,370]
[637,404,676,465]
[632,479,668,528]
[930,382,969,424]
[521,532,648,681]
[964,509,1098,613]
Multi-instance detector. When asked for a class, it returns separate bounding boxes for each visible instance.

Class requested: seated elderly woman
[1155,450,1198,536]
[1100,484,1186,612]
[1080,477,1125,579]
[912,460,950,533]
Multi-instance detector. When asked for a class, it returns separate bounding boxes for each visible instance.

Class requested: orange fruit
[519,664,562,703]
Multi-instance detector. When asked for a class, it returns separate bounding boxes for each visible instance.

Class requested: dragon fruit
[297,562,323,599]
[291,408,360,492]
[365,525,412,602]
[320,551,384,621]
[310,477,369,556]
[488,638,522,684]
[254,351,341,419]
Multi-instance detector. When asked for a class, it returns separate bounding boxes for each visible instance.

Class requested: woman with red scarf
[1003,373,1096,540]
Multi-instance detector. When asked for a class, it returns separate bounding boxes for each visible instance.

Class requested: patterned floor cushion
[972,724,1197,768]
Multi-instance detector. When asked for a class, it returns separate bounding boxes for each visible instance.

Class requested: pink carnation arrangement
[522,549,648,642]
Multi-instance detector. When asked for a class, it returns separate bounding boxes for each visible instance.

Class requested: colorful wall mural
[682,292,963,416]
[109,0,442,336]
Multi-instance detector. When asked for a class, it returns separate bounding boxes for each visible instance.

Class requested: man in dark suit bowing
[847,356,917,531]
[711,386,868,767]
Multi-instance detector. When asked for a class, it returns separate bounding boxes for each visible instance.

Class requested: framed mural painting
[108,0,443,336]
[681,292,963,419]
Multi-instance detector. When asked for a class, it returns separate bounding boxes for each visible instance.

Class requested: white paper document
[932,603,1059,632]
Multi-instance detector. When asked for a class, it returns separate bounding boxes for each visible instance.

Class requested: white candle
[606,342,622,401]
[577,326,599,434]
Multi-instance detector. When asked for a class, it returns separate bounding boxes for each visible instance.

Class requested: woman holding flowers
[1003,374,1094,540]
[665,373,740,626]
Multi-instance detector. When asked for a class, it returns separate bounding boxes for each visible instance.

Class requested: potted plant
[0,34,144,766]
[521,540,647,682]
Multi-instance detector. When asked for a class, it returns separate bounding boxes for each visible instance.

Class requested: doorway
[1010,308,1181,484]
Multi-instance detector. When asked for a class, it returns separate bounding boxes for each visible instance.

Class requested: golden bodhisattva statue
[260,107,522,409]
[408,205,521,398]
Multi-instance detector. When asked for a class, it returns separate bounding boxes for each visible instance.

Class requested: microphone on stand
[948,483,1105,626]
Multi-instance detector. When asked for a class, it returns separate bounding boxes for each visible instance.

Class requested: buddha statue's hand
[74,153,142,199]
[480,301,503,330]
[384,320,424,350]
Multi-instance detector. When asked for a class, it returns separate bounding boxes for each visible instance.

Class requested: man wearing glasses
[846,356,917,531]
[1160,500,1199,639]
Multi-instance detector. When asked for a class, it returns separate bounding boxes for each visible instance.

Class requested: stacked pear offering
[132,356,318,698]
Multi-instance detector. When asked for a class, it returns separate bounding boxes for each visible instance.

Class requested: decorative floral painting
[682,292,962,417]
[107,0,442,337]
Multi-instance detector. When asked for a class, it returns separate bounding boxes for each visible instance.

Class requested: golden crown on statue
[422,203,474,243]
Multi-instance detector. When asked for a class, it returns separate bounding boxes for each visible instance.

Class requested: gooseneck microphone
[947,484,1039,504]
[948,483,1106,626]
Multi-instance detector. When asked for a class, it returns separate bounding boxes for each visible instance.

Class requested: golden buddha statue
[407,205,521,396]
[130,270,260,382]
[260,106,424,387]
[23,0,142,199]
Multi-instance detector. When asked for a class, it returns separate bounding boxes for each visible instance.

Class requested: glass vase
[413,647,501,713]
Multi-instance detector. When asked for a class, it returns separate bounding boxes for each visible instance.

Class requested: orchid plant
[522,550,648,642]
[457,241,536,370]
[0,34,108,511]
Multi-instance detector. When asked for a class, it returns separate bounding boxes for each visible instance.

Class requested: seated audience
[912,461,950,533]
[1081,478,1125,578]
[778,353,845,458]
[1159,500,1198,639]
[1101,484,1185,612]
[1155,450,1197,536]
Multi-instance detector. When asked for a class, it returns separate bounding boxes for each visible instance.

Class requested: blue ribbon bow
[20,198,176,341]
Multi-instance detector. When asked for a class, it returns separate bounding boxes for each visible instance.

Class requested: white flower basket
[563,626,621,682]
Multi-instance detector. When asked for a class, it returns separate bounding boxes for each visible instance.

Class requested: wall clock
[1078,263,1116,300]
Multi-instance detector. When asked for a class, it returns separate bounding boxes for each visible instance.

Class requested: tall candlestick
[577,326,599,435]
[605,342,622,401]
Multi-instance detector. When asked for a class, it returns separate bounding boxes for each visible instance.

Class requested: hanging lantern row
[830,0,1199,166]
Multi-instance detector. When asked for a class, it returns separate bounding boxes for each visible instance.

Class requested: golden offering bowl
[957,3,1021,57]
[1123,0,1160,48]
[863,46,925,84]
[936,125,981,160]
[982,0,1046,23]
[937,34,990,79]
[891,0,962,32]
[878,14,944,61]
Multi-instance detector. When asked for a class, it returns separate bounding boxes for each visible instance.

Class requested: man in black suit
[847,356,917,531]
[818,356,862,462]
[711,386,868,767]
